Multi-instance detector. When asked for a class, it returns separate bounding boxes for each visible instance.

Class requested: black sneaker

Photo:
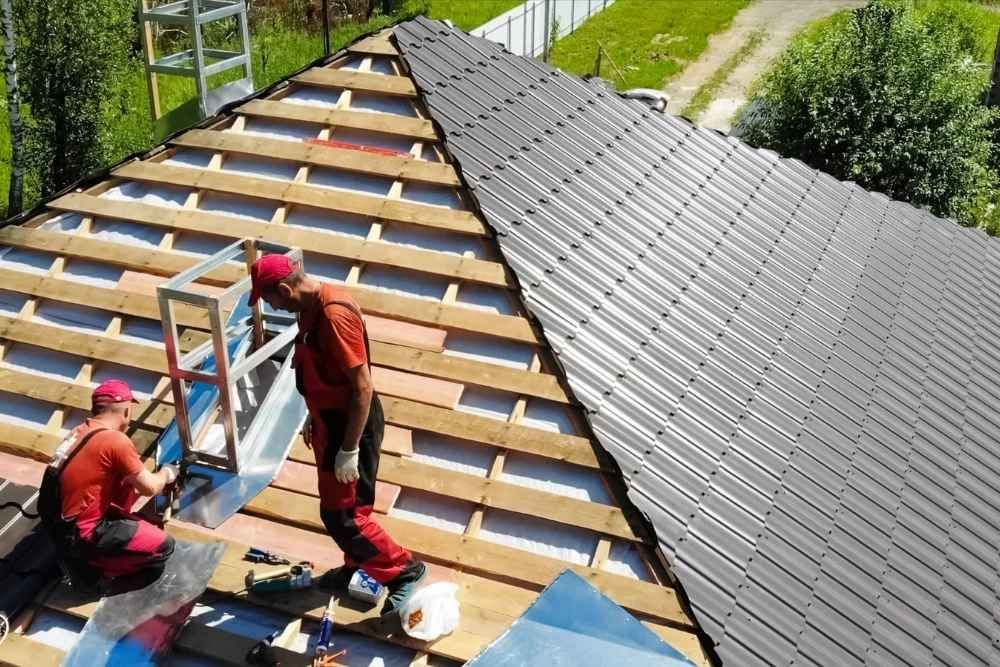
[318,565,357,592]
[381,559,427,616]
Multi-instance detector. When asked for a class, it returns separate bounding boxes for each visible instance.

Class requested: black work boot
[318,565,357,592]
[381,559,427,616]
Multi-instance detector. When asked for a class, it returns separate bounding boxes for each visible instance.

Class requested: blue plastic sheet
[468,570,695,667]
[62,539,225,667]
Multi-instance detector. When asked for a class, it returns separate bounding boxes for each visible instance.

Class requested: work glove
[161,463,179,485]
[334,448,360,484]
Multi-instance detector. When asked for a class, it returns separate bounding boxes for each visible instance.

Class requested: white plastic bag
[399,581,460,641]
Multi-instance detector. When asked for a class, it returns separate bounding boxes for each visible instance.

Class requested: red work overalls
[294,291,412,583]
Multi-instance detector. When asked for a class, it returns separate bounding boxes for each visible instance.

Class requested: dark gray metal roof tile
[397,20,1000,666]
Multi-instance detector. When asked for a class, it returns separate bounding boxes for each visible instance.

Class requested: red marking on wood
[306,138,409,158]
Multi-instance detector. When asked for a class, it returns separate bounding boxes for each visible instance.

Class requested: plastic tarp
[468,570,695,667]
[62,539,225,666]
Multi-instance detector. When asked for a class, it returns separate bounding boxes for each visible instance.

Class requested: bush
[741,0,1000,231]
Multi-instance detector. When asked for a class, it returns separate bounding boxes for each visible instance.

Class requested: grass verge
[682,27,767,120]
[549,0,750,90]
[424,0,522,31]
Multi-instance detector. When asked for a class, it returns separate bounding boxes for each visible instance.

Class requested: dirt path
[664,0,864,131]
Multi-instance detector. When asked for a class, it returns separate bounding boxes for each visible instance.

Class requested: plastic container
[348,569,383,604]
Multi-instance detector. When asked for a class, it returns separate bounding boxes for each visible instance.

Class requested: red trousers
[86,516,174,580]
[312,394,412,583]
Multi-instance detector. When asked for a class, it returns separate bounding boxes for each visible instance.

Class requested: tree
[1,0,24,217]
[17,0,134,196]
[740,0,999,231]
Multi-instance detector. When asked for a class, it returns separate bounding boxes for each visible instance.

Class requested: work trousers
[313,394,412,583]
[76,513,175,594]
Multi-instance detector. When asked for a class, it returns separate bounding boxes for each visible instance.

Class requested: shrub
[741,0,1000,231]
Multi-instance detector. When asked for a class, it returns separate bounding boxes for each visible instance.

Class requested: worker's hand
[161,463,179,485]
[334,448,360,484]
[302,414,313,449]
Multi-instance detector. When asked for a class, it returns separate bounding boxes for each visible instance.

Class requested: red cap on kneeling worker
[91,378,140,411]
[248,253,427,614]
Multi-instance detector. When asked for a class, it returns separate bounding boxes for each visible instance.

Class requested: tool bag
[37,427,109,591]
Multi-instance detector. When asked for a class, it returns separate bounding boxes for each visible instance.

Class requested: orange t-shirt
[59,419,144,538]
[298,284,368,408]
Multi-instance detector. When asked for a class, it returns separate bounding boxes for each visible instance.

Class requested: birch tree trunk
[1,0,24,217]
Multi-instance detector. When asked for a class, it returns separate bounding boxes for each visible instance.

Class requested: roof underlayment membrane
[395,17,1000,667]
[0,20,709,667]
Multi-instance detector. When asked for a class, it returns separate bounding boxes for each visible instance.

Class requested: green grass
[549,0,750,90]
[683,26,766,119]
[424,0,522,31]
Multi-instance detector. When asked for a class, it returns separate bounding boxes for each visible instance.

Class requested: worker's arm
[126,466,177,497]
[333,364,372,483]
[341,363,373,452]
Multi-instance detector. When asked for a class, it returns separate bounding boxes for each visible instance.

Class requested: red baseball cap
[92,379,139,408]
[249,254,296,306]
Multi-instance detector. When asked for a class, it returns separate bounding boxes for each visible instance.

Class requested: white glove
[161,463,179,485]
[334,448,360,483]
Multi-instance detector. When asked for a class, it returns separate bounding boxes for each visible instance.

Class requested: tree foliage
[741,0,999,231]
[17,0,135,196]
[2,0,25,216]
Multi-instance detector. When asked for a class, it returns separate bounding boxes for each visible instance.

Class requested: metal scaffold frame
[138,0,254,122]
[157,239,300,474]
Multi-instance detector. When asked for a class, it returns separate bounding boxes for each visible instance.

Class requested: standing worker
[39,380,177,594]
[249,254,427,614]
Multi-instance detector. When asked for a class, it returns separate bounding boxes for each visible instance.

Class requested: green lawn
[424,0,522,31]
[549,0,750,90]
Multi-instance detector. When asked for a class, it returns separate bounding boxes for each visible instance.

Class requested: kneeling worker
[40,379,177,593]
[249,254,426,614]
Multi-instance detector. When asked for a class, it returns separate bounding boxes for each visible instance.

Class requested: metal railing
[474,0,616,60]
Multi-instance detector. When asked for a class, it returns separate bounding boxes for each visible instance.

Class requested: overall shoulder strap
[53,427,110,478]
[316,298,372,370]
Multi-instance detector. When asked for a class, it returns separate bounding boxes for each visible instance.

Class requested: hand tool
[245,629,281,666]
[245,547,290,565]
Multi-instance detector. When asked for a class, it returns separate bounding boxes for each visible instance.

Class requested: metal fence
[473,0,616,60]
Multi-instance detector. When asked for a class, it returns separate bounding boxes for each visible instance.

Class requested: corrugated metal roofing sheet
[395,17,1000,666]
[0,478,56,621]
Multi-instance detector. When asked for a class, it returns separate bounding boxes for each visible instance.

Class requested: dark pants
[313,394,412,583]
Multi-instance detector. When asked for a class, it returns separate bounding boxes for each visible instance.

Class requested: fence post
[531,1,537,57]
[542,0,551,61]
[321,0,330,55]
[507,14,512,50]
[594,45,602,78]
[522,2,528,55]
[989,27,1000,107]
